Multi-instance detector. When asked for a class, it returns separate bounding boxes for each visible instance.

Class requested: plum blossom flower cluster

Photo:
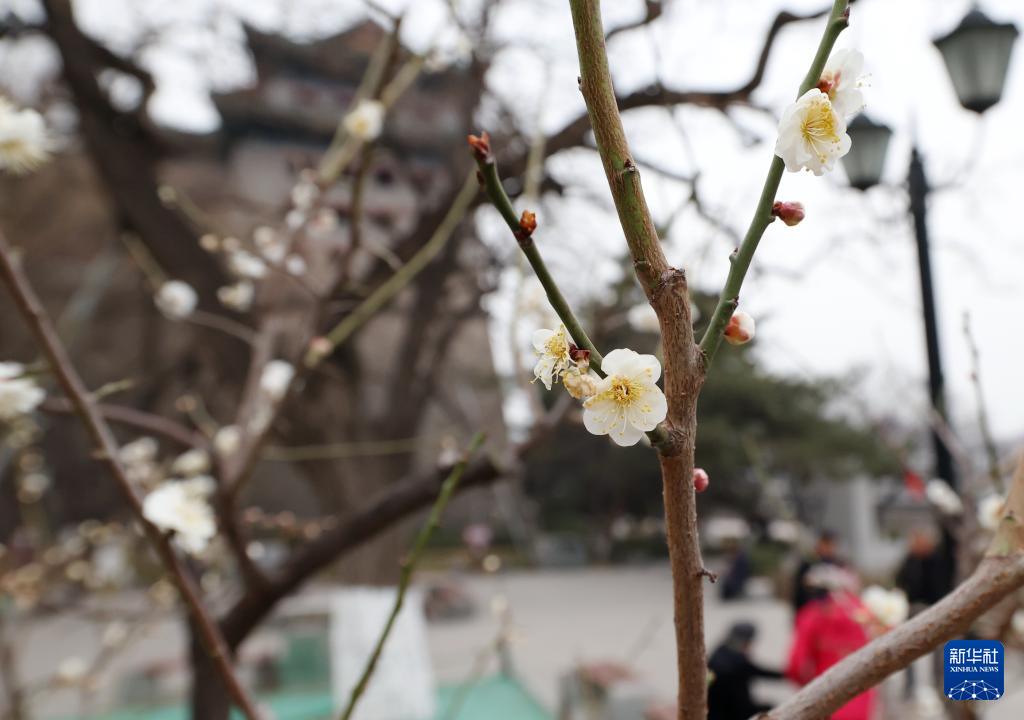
[775,49,865,175]
[343,99,385,142]
[530,327,667,447]
[0,96,51,175]
[0,362,45,422]
[142,475,218,555]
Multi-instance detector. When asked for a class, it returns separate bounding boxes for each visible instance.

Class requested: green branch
[337,432,486,720]
[699,0,850,366]
[473,152,605,373]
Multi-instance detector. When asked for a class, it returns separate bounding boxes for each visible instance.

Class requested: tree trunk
[189,621,234,720]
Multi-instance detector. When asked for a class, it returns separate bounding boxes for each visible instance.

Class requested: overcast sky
[3,0,1023,463]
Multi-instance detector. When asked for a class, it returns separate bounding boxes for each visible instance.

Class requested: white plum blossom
[142,476,217,555]
[925,479,963,516]
[724,311,756,346]
[217,281,255,312]
[119,436,158,467]
[531,325,573,390]
[582,349,668,447]
[0,97,51,174]
[285,254,308,276]
[55,657,88,685]
[977,494,1005,531]
[291,181,319,211]
[260,360,295,401]
[819,49,866,118]
[227,249,268,279]
[861,585,909,627]
[213,425,243,457]
[626,303,660,334]
[170,448,211,477]
[343,99,385,141]
[775,89,851,175]
[155,280,198,320]
[0,362,45,421]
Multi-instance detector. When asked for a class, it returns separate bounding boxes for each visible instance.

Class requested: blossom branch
[337,432,486,720]
[469,143,605,372]
[699,0,850,367]
[0,229,262,720]
[567,2,707,718]
[39,398,207,450]
[765,454,1024,720]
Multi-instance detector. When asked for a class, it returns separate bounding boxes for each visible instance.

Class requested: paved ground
[5,565,1024,718]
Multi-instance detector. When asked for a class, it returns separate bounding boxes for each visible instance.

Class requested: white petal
[631,354,662,384]
[609,422,645,447]
[531,328,554,352]
[583,396,624,436]
[601,348,640,376]
[626,385,668,431]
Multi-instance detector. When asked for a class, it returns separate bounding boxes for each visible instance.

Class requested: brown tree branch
[0,229,261,720]
[40,397,206,449]
[568,2,706,718]
[766,454,1024,720]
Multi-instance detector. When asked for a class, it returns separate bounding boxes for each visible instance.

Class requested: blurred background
[1,0,1023,719]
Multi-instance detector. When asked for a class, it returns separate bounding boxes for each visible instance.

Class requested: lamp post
[843,7,1017,591]
[842,8,1018,491]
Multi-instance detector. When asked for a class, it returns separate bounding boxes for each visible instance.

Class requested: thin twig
[307,171,478,367]
[337,432,486,720]
[699,0,850,366]
[964,313,1004,493]
[0,229,262,720]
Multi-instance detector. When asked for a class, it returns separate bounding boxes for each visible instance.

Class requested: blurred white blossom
[861,585,909,627]
[227,249,268,279]
[0,362,45,421]
[343,99,385,141]
[926,479,963,516]
[977,494,1005,531]
[626,304,660,333]
[155,280,198,319]
[213,425,243,457]
[775,89,851,175]
[217,281,255,312]
[583,349,667,447]
[170,448,211,477]
[260,360,295,401]
[285,254,307,276]
[0,97,51,174]
[55,657,88,685]
[142,476,217,555]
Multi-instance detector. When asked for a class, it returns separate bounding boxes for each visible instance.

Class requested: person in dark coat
[707,622,783,720]
[895,526,947,697]
[791,530,841,617]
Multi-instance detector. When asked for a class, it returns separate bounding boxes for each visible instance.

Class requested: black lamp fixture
[934,8,1019,114]
[842,114,893,191]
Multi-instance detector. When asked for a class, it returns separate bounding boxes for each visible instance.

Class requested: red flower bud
[771,201,805,227]
[467,132,492,162]
[723,311,756,346]
[519,210,537,236]
[693,468,710,493]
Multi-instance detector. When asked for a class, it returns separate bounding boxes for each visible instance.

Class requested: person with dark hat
[707,622,783,720]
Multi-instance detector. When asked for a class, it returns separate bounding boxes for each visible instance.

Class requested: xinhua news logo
[944,640,1004,701]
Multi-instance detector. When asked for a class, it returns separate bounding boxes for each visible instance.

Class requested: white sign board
[330,587,436,720]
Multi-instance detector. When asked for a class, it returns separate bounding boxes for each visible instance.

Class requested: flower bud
[771,201,805,227]
[519,210,537,236]
[723,311,755,346]
[467,132,492,161]
[693,468,710,493]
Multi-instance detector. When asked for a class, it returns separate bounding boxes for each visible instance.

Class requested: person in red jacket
[785,564,877,720]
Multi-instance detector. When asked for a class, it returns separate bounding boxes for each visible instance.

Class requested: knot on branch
[652,267,687,302]
[652,425,686,457]
[698,567,719,583]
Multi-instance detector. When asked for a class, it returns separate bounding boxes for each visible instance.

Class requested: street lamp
[842,6,1018,591]
[934,9,1020,114]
